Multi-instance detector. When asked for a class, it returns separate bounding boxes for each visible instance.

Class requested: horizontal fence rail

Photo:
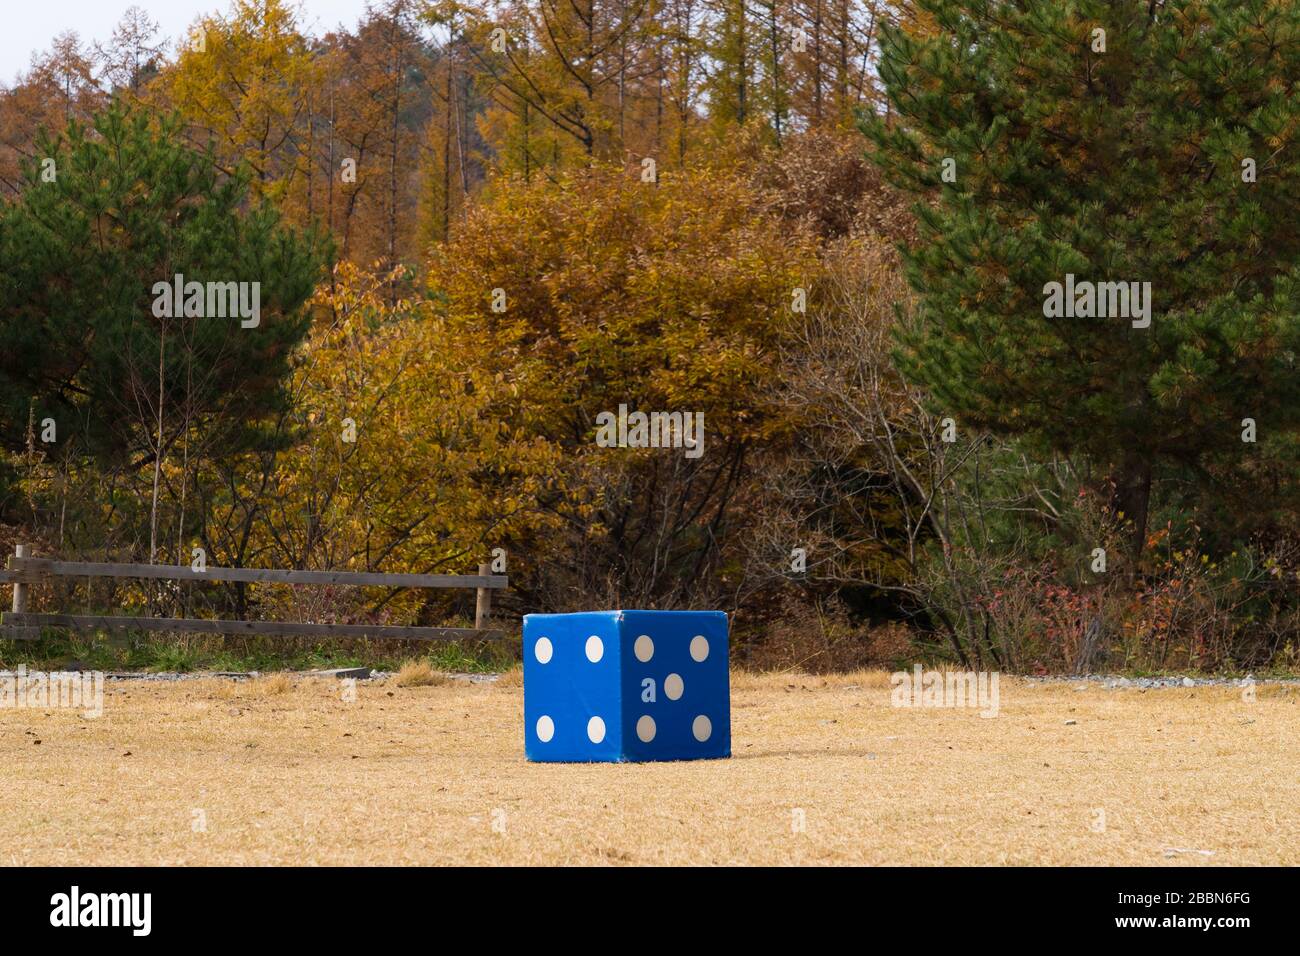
[0,546,506,642]
[2,613,488,641]
[3,557,506,590]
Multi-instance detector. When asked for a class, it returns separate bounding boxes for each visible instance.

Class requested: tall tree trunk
[388,39,402,305]
[813,0,823,124]
[1110,455,1152,567]
[736,0,748,123]
[835,0,848,122]
[768,1,782,143]
[444,48,453,233]
[618,0,627,150]
[149,328,165,565]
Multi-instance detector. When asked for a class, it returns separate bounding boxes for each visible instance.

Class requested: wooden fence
[0,545,507,642]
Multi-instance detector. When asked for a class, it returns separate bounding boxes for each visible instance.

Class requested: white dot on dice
[536,715,554,743]
[664,673,684,700]
[534,637,553,664]
[634,634,654,662]
[585,635,604,663]
[588,715,606,743]
[690,635,709,662]
[636,715,656,742]
[692,715,712,742]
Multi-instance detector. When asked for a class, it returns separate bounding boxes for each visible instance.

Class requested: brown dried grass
[392,660,450,688]
[1,672,1296,865]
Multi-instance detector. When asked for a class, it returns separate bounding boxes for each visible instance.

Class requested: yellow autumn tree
[164,0,318,204]
[223,262,564,627]
[425,161,823,607]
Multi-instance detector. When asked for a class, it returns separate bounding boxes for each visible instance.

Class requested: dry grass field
[1,670,1296,865]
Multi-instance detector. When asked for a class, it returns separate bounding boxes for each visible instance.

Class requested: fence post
[475,562,491,630]
[11,544,28,614]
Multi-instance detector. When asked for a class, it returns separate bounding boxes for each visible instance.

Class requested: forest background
[1,0,1296,675]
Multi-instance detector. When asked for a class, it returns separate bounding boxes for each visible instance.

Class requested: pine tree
[0,104,329,480]
[864,0,1300,559]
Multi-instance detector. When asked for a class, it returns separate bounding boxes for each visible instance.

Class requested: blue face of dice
[522,612,624,761]
[523,610,730,762]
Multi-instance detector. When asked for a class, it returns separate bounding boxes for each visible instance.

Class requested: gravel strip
[0,668,1291,687]
[1022,674,1300,689]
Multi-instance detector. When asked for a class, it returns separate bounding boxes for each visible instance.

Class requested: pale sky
[1,1,376,84]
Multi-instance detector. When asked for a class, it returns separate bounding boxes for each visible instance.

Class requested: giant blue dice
[522,610,730,762]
